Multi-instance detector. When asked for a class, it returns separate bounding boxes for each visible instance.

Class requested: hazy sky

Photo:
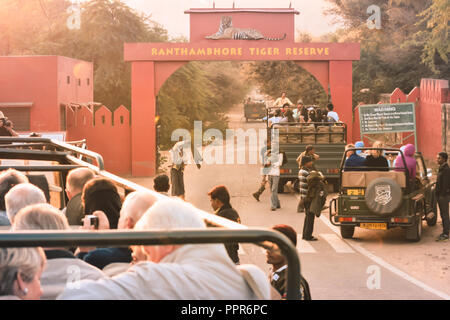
[119,0,343,39]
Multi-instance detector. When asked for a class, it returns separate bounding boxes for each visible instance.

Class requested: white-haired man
[101,191,158,276]
[5,183,46,225]
[58,199,271,300]
[117,191,158,230]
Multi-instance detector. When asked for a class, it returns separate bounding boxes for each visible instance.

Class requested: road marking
[319,214,450,300]
[297,235,317,253]
[320,233,355,253]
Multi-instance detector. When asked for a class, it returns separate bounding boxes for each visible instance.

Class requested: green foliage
[157,61,250,149]
[324,0,447,106]
[245,61,328,107]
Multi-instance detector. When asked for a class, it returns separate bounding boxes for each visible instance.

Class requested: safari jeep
[329,147,437,242]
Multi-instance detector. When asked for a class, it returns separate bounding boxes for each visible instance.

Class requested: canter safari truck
[266,106,347,193]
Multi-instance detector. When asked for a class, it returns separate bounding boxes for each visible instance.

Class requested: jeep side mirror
[427,168,433,178]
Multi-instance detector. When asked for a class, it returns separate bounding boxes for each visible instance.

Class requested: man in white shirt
[273,92,294,108]
[266,149,284,211]
[326,103,339,122]
[268,109,283,127]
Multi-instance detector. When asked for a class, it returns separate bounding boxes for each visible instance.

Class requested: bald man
[64,168,95,225]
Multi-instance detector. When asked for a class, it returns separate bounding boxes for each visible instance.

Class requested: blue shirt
[344,154,366,171]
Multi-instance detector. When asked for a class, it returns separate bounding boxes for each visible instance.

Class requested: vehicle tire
[340,225,355,239]
[365,177,402,215]
[278,178,287,193]
[405,216,422,242]
[426,189,438,227]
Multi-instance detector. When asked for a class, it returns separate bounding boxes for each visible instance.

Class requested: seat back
[342,171,406,188]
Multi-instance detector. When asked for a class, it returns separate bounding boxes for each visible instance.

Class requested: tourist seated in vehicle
[307,109,318,123]
[13,203,106,299]
[0,246,46,300]
[5,183,47,226]
[273,91,294,108]
[355,141,367,158]
[326,103,339,122]
[268,109,283,127]
[63,168,95,226]
[343,144,366,171]
[57,199,271,300]
[279,109,295,124]
[363,141,389,171]
[292,100,303,122]
[394,144,417,182]
[0,169,29,226]
[103,191,158,276]
[77,178,132,269]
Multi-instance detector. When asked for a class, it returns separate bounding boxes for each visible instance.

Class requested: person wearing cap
[354,141,367,158]
[0,111,18,137]
[297,156,313,214]
[343,144,365,171]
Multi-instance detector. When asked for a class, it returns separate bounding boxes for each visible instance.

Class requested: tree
[245,61,328,107]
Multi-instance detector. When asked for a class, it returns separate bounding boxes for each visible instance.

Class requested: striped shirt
[298,167,311,199]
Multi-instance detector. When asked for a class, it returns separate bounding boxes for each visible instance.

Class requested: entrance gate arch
[124,8,360,176]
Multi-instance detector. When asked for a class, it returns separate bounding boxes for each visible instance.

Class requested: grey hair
[0,247,46,296]
[5,183,47,223]
[120,191,156,224]
[14,203,69,231]
[135,198,205,231]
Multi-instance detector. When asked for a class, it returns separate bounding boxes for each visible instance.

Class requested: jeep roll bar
[0,137,303,300]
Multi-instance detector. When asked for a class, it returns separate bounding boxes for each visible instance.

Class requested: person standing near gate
[436,152,450,242]
[267,148,284,211]
[253,141,271,202]
[169,137,189,200]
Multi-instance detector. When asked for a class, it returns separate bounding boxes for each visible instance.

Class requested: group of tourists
[268,92,340,127]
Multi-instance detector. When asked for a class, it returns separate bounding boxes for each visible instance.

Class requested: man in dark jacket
[436,152,450,242]
[208,185,241,264]
[64,168,95,225]
[343,144,365,171]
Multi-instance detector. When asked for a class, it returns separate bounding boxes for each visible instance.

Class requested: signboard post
[359,103,417,148]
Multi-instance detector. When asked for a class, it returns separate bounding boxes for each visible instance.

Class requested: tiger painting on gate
[206,16,286,41]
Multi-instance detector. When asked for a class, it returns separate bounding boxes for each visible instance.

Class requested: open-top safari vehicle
[329,147,437,242]
[0,137,309,300]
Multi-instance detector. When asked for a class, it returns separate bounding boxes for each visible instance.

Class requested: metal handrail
[0,137,303,300]
[0,230,300,300]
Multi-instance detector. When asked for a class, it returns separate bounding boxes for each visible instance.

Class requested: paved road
[131,104,450,300]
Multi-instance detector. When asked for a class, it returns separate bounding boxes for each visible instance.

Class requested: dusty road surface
[130,103,450,300]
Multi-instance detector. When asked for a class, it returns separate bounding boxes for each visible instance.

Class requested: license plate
[360,223,387,230]
[347,189,365,196]
[252,113,259,117]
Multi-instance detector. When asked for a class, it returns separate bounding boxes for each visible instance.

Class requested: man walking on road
[253,141,271,201]
[267,149,284,211]
[208,185,241,264]
[436,152,450,242]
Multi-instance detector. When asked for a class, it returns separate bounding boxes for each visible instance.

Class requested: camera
[85,215,99,229]
[1,117,12,127]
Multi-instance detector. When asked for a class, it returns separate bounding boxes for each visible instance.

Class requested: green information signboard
[359,102,417,146]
